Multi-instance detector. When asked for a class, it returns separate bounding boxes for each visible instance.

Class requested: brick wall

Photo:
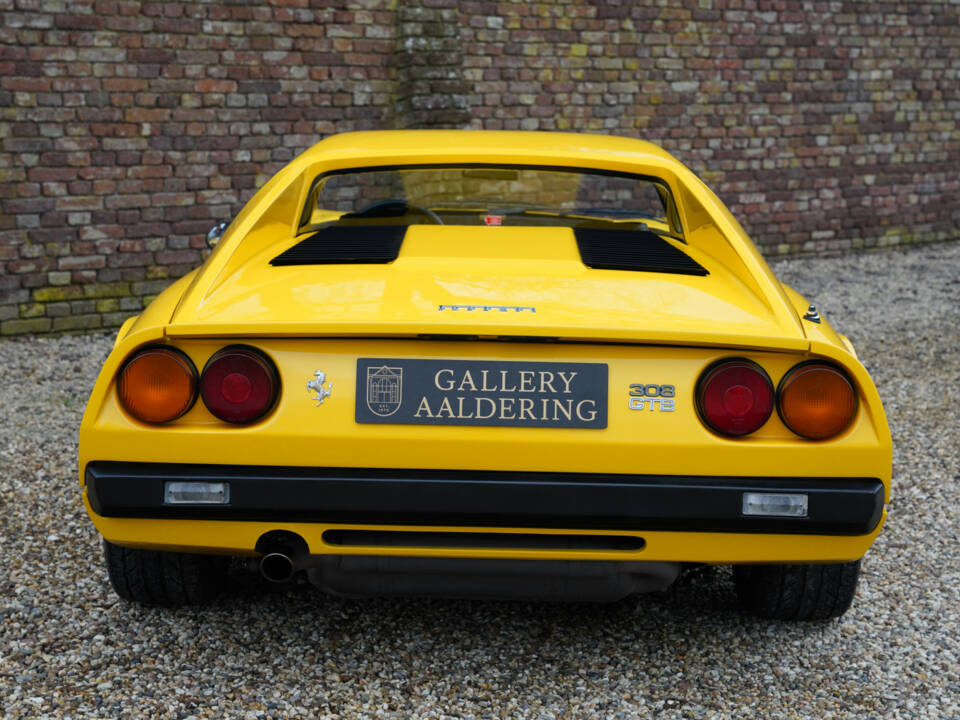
[1,0,958,335]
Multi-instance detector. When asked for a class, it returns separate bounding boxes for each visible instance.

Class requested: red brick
[54,14,104,31]
[0,1,956,336]
[59,255,106,270]
[196,79,238,93]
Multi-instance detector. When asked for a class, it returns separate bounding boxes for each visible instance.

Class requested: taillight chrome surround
[199,345,280,425]
[117,345,199,424]
[776,361,858,440]
[695,358,775,438]
[695,358,859,440]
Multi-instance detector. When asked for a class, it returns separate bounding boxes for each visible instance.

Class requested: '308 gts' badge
[307,370,333,406]
[628,383,676,412]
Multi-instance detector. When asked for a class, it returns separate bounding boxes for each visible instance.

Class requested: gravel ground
[1,241,958,719]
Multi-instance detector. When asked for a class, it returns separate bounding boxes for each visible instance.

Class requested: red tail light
[696,359,774,437]
[200,347,279,424]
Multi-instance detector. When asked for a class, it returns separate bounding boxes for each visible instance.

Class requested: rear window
[301,165,680,235]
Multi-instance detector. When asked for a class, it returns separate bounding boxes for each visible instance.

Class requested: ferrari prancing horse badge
[307,370,333,406]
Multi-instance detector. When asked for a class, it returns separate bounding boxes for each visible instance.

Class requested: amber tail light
[777,363,857,440]
[696,359,774,437]
[200,346,279,424]
[118,347,198,424]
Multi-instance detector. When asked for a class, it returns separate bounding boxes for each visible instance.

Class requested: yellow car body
[79,131,891,615]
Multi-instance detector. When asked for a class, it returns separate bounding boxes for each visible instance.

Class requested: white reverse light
[742,492,808,518]
[164,481,230,505]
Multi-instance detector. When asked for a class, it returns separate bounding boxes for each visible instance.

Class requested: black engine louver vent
[270,225,406,266]
[575,228,708,276]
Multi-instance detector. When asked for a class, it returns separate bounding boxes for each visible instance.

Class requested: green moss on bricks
[131,280,170,296]
[69,300,96,314]
[102,311,135,327]
[33,286,83,302]
[19,303,46,318]
[82,282,131,299]
[95,298,120,313]
[52,314,103,332]
[146,265,170,279]
[45,302,71,318]
[2,318,53,335]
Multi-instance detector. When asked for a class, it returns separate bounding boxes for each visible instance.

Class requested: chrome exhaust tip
[259,552,296,583]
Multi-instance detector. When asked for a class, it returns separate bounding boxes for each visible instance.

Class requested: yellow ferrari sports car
[79,131,891,620]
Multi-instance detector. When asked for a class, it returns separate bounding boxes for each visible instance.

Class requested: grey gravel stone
[1,242,958,719]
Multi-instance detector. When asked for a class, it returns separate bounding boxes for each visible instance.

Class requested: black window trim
[297,163,685,239]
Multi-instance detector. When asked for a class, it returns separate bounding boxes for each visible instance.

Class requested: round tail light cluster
[201,347,279,424]
[696,359,774,437]
[777,363,856,440]
[118,347,198,424]
[696,358,856,440]
[118,345,279,425]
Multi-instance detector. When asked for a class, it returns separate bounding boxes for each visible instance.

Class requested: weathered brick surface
[1,0,958,335]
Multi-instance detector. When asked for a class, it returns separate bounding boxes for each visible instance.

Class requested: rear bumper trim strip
[85,461,884,535]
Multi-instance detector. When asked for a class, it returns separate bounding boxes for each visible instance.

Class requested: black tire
[103,540,229,606]
[733,560,861,621]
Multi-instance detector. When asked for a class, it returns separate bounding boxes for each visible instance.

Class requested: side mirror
[206,221,229,248]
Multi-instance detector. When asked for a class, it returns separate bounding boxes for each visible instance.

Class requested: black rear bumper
[85,461,884,536]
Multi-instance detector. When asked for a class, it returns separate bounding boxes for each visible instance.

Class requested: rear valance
[86,461,884,535]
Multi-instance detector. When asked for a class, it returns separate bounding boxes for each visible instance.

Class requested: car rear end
[81,300,890,618]
[78,133,891,618]
[83,332,887,550]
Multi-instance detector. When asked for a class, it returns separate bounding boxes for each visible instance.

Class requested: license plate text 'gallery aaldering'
[355,359,609,428]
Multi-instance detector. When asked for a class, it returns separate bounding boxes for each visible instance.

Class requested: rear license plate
[356,358,608,428]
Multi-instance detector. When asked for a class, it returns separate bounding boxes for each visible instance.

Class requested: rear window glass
[302,166,678,233]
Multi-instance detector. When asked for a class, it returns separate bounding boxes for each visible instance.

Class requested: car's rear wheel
[103,540,229,606]
[733,560,861,621]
